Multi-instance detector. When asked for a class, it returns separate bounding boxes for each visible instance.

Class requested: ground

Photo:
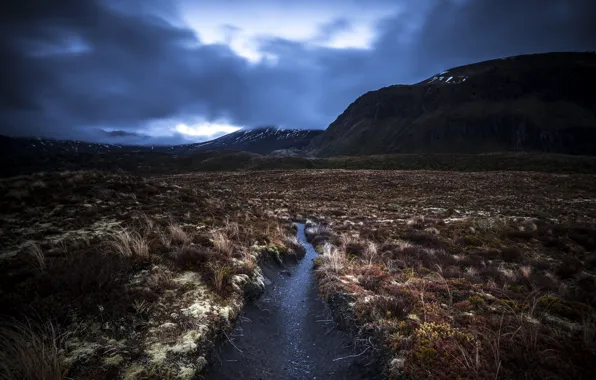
[1,169,595,379]
[0,170,301,379]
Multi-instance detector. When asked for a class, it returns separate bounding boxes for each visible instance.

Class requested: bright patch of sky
[139,117,241,141]
[175,122,241,137]
[180,1,400,62]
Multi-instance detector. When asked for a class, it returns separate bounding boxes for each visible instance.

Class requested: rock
[390,357,405,370]
[280,270,292,277]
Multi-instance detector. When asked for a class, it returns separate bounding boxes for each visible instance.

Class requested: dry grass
[167,224,191,245]
[25,241,45,273]
[1,169,595,379]
[209,263,231,295]
[211,230,235,256]
[0,321,65,380]
[319,243,347,273]
[108,229,150,258]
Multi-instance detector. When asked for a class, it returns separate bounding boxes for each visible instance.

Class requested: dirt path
[204,224,383,380]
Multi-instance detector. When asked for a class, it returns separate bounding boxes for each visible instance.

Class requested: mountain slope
[166,127,323,155]
[309,52,596,156]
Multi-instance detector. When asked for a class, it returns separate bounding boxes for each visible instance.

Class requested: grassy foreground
[174,170,596,379]
[1,169,595,379]
[0,170,302,379]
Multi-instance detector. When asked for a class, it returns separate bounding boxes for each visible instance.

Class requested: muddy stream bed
[204,224,384,380]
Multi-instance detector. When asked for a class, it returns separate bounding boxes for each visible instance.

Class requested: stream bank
[205,223,383,380]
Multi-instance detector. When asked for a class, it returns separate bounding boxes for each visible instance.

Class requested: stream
[205,224,382,379]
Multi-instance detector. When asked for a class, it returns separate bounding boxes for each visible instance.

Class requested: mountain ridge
[0,126,324,158]
[309,52,596,156]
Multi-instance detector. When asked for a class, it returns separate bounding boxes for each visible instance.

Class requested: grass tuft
[108,229,150,258]
[0,320,65,380]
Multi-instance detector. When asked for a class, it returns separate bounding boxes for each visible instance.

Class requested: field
[3,151,596,178]
[1,169,596,379]
[0,171,302,379]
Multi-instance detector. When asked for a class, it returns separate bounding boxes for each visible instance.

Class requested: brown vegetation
[0,170,302,379]
[1,169,595,379]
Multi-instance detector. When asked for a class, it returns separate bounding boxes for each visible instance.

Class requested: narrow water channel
[205,224,381,380]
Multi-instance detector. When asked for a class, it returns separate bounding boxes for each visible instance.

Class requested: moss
[123,364,144,380]
[416,322,472,346]
[463,235,483,247]
[536,295,580,319]
[103,354,124,367]
[313,256,324,269]
[415,346,438,363]
[138,363,175,380]
[498,298,521,311]
[507,284,527,293]
[468,295,484,306]
[397,320,413,336]
[400,268,416,281]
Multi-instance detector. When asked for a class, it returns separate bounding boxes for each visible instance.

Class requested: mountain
[163,127,323,155]
[0,135,157,157]
[309,52,596,156]
[0,127,323,159]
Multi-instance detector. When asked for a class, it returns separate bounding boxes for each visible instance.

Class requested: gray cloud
[1,0,595,143]
[313,18,353,43]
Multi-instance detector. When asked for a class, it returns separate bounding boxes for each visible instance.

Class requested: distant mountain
[309,52,596,156]
[163,127,323,155]
[0,127,323,159]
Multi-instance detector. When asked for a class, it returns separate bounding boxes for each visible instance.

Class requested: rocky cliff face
[309,52,596,156]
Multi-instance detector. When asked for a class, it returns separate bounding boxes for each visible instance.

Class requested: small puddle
[205,224,382,379]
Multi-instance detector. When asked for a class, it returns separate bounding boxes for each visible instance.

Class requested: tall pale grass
[109,229,149,258]
[211,230,235,256]
[320,243,346,273]
[0,321,65,380]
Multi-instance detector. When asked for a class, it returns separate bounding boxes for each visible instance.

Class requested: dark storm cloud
[1,0,249,140]
[371,0,596,80]
[1,0,595,142]
[102,130,148,138]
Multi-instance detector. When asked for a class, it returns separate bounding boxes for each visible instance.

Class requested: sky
[1,0,595,145]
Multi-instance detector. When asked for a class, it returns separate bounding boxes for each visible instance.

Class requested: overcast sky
[1,0,595,144]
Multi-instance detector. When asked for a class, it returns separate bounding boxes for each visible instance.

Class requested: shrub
[556,256,583,279]
[175,245,212,269]
[356,293,414,322]
[501,247,523,263]
[404,230,444,249]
